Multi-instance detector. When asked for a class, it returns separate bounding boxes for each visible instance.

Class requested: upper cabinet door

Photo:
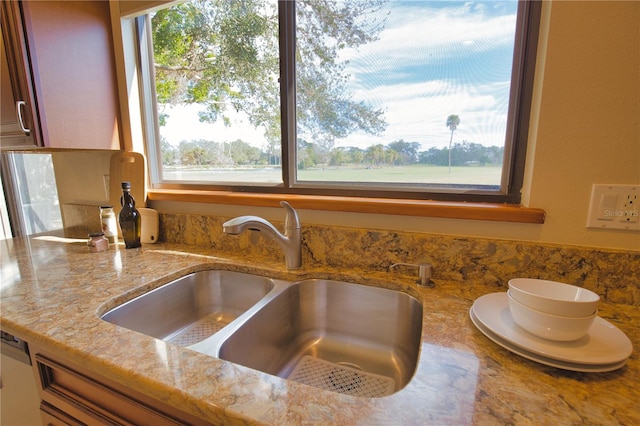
[1,1,41,149]
[5,0,122,150]
[22,0,122,150]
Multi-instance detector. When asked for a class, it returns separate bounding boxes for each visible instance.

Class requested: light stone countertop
[1,235,638,425]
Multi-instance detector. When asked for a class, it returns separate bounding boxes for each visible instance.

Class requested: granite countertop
[1,235,638,425]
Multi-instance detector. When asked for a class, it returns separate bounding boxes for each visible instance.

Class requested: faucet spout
[222,215,275,235]
[222,201,302,269]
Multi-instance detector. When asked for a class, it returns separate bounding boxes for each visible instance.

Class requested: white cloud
[337,80,508,150]
[335,1,517,149]
[342,2,516,70]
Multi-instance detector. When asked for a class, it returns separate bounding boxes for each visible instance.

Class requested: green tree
[385,148,399,165]
[297,139,318,169]
[349,147,365,165]
[152,0,387,152]
[330,148,346,167]
[446,114,460,173]
[178,139,225,166]
[388,140,420,164]
[227,140,263,165]
[366,144,385,167]
[160,138,177,165]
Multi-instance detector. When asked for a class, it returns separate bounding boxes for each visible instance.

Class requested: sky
[160,0,518,151]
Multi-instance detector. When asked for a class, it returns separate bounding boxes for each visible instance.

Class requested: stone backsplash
[159,212,640,306]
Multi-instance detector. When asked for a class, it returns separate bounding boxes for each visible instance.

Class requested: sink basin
[218,279,423,397]
[101,270,274,346]
[102,272,423,398]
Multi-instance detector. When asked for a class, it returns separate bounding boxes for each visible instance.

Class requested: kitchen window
[132,0,542,213]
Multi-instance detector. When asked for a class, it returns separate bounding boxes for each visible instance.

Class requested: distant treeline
[161,138,504,168]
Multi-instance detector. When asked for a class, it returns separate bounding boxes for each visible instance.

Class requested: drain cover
[288,356,395,398]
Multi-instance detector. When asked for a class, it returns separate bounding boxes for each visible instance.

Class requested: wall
[151,1,640,252]
[522,0,639,250]
[56,1,639,251]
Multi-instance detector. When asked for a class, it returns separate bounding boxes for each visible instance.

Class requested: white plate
[471,292,632,366]
[470,309,628,372]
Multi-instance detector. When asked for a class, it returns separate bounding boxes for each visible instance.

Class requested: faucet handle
[280,201,300,230]
[390,262,433,287]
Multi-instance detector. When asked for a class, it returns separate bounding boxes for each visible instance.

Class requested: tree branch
[155,64,209,73]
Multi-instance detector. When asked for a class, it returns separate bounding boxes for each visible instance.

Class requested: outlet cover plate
[587,184,640,231]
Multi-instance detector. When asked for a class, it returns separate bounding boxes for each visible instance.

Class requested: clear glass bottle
[118,182,141,248]
[99,206,117,244]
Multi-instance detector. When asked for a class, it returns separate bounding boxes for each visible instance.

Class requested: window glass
[143,0,537,201]
[151,0,281,184]
[296,1,516,189]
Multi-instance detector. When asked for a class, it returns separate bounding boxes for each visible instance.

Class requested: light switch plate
[586,184,640,231]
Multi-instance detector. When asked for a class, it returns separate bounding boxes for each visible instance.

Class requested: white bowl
[507,291,596,341]
[508,278,599,317]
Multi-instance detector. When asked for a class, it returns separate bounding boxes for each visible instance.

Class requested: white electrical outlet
[587,184,640,231]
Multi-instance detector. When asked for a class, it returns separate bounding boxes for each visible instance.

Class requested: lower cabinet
[40,402,84,426]
[32,349,210,426]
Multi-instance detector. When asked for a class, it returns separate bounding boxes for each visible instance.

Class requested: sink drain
[288,356,395,398]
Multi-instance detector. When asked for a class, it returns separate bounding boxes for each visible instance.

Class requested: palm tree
[446,114,460,173]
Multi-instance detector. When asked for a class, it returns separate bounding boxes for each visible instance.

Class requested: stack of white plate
[470,292,633,372]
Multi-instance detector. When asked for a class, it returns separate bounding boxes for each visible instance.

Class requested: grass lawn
[163,164,503,186]
[298,164,502,185]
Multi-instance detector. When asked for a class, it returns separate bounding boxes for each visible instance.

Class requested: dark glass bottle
[119,181,141,248]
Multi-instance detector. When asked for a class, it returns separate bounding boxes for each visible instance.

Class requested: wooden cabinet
[1,0,41,148]
[40,402,85,426]
[32,349,210,426]
[1,0,122,150]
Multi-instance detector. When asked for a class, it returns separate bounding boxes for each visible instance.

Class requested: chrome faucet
[222,201,302,269]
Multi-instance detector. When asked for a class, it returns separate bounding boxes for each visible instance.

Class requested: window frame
[137,0,543,206]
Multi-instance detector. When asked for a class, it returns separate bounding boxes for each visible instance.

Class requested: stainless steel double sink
[101,270,423,397]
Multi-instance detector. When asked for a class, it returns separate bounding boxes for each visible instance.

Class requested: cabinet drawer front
[40,401,84,426]
[36,354,183,426]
